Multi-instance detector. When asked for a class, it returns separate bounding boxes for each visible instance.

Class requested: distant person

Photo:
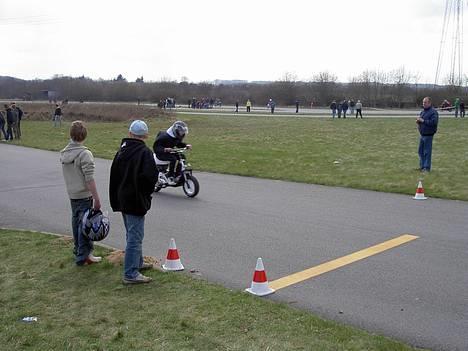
[235,101,239,113]
[11,102,23,139]
[295,100,299,113]
[349,99,355,115]
[330,100,337,118]
[54,104,62,127]
[110,120,158,284]
[355,100,363,118]
[459,100,465,118]
[416,97,439,172]
[0,109,7,140]
[246,99,252,112]
[4,104,14,140]
[337,101,343,118]
[268,99,276,113]
[60,121,102,266]
[454,97,460,118]
[342,100,349,118]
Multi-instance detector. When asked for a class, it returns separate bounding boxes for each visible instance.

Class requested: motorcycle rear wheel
[183,175,199,198]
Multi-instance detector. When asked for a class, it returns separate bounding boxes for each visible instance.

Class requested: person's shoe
[123,273,153,285]
[167,176,176,185]
[139,262,154,271]
[87,253,102,263]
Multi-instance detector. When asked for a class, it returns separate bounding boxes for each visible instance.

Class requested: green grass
[0,229,425,351]
[13,115,468,200]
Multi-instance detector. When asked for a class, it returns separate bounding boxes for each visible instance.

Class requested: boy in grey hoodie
[60,121,102,265]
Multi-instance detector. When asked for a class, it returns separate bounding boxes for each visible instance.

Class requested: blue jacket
[419,106,438,136]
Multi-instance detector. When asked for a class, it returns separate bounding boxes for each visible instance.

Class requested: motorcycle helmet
[82,209,110,241]
[171,121,188,139]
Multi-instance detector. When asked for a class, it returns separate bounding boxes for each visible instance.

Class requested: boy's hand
[186,144,192,150]
[93,198,101,211]
[164,147,173,152]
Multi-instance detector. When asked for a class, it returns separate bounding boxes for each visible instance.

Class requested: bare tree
[311,71,338,105]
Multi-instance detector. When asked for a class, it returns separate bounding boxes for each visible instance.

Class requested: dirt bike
[153,148,200,198]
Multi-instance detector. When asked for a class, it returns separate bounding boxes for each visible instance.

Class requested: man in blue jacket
[416,97,439,172]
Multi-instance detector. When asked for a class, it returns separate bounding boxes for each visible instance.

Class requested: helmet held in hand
[82,209,110,241]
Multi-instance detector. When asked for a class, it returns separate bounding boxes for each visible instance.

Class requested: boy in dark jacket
[153,121,191,184]
[109,120,158,284]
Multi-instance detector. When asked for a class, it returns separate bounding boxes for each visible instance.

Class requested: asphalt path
[172,106,457,118]
[1,143,467,351]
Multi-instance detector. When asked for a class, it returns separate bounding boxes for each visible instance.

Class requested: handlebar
[169,147,190,154]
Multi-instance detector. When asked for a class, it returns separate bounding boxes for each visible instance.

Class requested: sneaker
[87,253,102,263]
[123,273,153,285]
[139,262,154,271]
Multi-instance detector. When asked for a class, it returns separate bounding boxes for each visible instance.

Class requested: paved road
[1,143,467,351]
[174,106,457,118]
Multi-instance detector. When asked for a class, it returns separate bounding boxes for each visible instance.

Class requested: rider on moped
[153,121,192,185]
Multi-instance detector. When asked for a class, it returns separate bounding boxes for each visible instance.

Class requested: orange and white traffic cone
[413,180,427,200]
[162,238,184,271]
[245,258,275,296]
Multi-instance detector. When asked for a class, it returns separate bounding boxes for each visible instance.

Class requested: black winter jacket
[153,131,186,157]
[109,138,157,216]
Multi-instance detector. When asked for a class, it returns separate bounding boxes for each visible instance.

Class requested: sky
[0,0,462,84]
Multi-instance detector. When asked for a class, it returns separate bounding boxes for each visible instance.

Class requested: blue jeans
[418,135,433,171]
[122,213,145,279]
[70,197,93,264]
[331,109,336,118]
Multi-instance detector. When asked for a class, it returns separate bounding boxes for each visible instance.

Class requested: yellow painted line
[269,234,418,291]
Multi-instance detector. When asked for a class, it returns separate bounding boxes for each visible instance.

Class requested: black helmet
[171,121,188,139]
[82,209,110,241]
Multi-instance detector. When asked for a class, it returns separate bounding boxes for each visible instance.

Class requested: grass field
[15,114,468,201]
[0,229,425,351]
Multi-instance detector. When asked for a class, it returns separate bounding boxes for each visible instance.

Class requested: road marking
[269,234,418,291]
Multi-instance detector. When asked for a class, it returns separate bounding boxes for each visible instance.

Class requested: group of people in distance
[329,99,363,118]
[60,119,190,284]
[0,102,23,140]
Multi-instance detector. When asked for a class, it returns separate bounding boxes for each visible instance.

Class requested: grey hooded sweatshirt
[60,141,95,199]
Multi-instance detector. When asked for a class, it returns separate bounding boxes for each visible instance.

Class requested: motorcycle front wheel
[183,175,199,198]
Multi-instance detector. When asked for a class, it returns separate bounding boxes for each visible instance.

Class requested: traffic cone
[413,180,428,200]
[162,238,184,271]
[245,258,275,296]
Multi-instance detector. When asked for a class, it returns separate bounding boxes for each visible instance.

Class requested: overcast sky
[0,0,460,83]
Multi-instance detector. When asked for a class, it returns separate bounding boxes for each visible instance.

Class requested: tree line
[1,69,466,108]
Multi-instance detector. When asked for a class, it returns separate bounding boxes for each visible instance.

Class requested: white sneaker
[87,253,102,263]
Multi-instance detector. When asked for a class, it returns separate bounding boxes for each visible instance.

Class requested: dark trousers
[356,109,362,118]
[6,123,13,140]
[70,197,94,264]
[418,135,433,171]
[0,123,6,139]
[157,153,179,176]
[16,120,21,138]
